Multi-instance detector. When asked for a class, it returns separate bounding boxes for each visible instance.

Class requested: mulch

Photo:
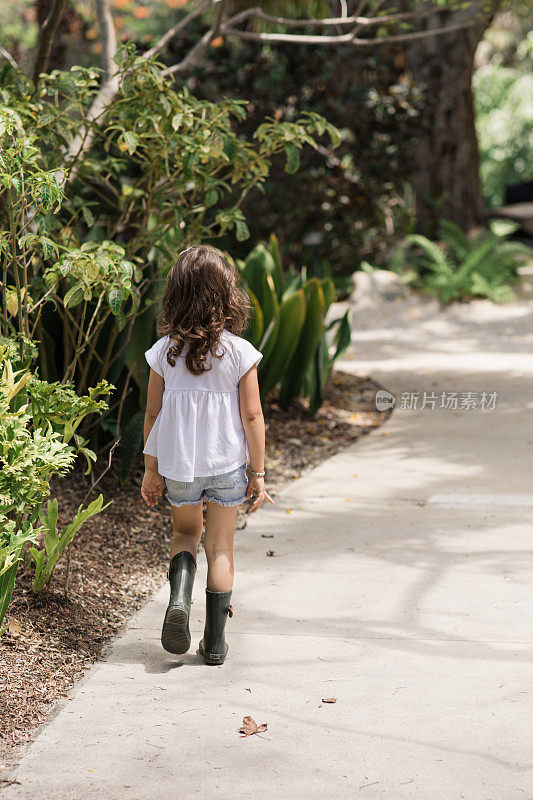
[0,370,391,774]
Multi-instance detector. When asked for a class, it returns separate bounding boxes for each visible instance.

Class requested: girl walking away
[140,245,274,665]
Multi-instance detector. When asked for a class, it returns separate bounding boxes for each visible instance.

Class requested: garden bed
[0,369,391,775]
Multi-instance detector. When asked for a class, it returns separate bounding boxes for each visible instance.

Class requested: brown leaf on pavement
[238,716,268,737]
[322,697,337,703]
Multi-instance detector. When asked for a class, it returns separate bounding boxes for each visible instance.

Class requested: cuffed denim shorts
[164,463,248,509]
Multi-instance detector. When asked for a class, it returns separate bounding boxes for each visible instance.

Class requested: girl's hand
[245,476,275,514]
[141,469,164,507]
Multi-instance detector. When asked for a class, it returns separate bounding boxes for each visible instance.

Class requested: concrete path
[4,295,533,800]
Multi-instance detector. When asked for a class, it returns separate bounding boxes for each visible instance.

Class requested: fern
[438,220,470,262]
[404,234,454,274]
[454,238,498,283]
[389,219,531,305]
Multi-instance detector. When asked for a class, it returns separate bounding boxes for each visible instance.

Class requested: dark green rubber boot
[161,550,197,654]
[198,589,233,666]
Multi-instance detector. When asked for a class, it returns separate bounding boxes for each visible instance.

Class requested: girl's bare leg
[203,502,238,592]
[169,503,203,565]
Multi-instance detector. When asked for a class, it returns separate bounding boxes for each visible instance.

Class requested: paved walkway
[4,295,533,799]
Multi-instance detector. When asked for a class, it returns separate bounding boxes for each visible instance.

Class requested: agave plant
[240,235,351,413]
[390,220,530,304]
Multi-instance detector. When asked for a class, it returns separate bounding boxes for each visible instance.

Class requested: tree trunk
[403,4,500,234]
[35,0,75,74]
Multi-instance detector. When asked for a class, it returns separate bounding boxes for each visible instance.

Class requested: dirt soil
[0,370,391,775]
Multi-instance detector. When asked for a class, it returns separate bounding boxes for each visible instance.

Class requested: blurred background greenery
[1,0,531,274]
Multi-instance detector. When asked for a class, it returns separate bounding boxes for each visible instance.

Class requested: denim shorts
[164,463,248,509]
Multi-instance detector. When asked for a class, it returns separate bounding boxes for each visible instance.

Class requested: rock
[351,269,410,308]
[348,268,439,330]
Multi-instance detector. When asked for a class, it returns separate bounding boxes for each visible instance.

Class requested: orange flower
[164,0,190,7]
[133,6,151,18]
[210,35,224,48]
[113,0,130,8]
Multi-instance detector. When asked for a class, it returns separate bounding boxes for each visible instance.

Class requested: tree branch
[159,0,486,66]
[222,3,466,30]
[32,0,68,84]
[163,0,228,77]
[222,15,485,46]
[62,0,121,185]
[54,0,489,187]
[62,0,218,185]
[0,45,18,69]
[144,0,214,60]
[222,25,354,45]
[96,0,117,80]
[63,74,121,186]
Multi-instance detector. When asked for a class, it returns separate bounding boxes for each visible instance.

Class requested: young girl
[140,244,274,666]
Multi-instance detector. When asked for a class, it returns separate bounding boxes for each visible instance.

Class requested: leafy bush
[0,337,111,632]
[387,220,531,304]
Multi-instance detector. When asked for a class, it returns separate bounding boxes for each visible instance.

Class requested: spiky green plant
[240,236,351,412]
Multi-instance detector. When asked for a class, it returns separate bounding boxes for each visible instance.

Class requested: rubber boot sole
[198,639,229,665]
[161,607,190,654]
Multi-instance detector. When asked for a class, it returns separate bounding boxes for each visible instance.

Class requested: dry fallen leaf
[8,619,21,637]
[322,697,337,703]
[266,550,275,557]
[238,716,268,737]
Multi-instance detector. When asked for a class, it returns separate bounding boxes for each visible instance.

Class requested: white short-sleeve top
[142,328,263,482]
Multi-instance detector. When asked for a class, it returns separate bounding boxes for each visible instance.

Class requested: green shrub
[0,337,111,631]
[387,220,531,304]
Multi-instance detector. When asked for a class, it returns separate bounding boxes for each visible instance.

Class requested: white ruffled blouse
[142,329,263,482]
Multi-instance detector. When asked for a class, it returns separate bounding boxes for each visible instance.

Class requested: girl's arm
[141,368,165,506]
[238,365,274,513]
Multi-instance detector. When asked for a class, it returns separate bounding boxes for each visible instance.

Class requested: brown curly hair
[156,245,252,375]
